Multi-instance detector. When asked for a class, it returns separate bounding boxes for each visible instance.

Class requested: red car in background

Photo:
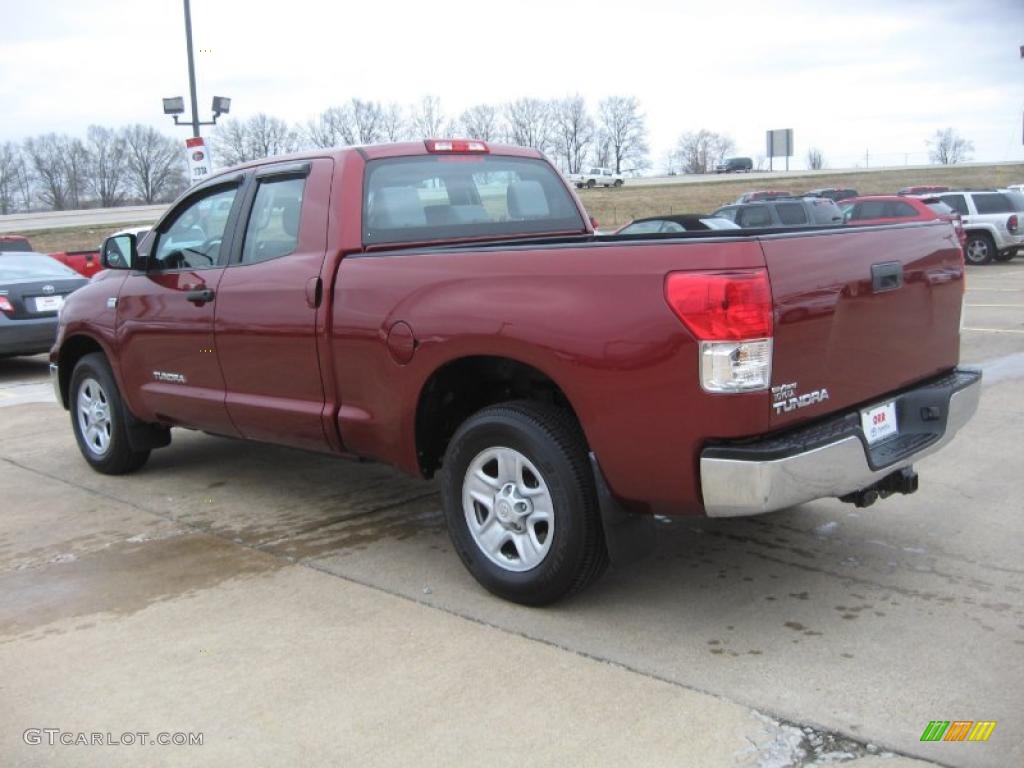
[0,235,34,252]
[841,195,966,249]
[897,185,950,196]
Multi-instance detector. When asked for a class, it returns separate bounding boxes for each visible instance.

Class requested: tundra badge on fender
[772,382,830,414]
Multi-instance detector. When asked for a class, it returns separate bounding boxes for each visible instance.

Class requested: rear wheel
[613,179,624,187]
[440,401,608,605]
[70,353,150,474]
[586,179,596,189]
[964,232,995,265]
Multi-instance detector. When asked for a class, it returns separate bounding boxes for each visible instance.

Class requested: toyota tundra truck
[50,139,981,605]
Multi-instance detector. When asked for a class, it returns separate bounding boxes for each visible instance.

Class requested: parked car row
[0,226,151,357]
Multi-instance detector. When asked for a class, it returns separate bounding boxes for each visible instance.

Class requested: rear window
[973,193,1014,214]
[775,203,808,225]
[738,206,772,227]
[363,155,585,245]
[0,238,33,253]
[0,253,80,281]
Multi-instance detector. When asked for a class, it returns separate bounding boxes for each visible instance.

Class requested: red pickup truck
[50,140,981,604]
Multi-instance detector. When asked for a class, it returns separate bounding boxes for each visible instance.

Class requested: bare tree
[122,124,185,204]
[213,114,298,165]
[928,128,973,165]
[381,103,406,142]
[459,104,501,141]
[672,129,735,174]
[806,147,825,170]
[23,134,72,210]
[63,138,91,209]
[302,107,349,149]
[410,95,446,138]
[593,130,613,169]
[504,98,552,152]
[86,125,128,207]
[598,96,649,173]
[346,99,384,144]
[551,95,594,174]
[0,142,24,214]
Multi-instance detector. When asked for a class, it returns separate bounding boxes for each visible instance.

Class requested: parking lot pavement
[2,262,1022,767]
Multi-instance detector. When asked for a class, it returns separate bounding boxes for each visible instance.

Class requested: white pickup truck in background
[569,166,624,188]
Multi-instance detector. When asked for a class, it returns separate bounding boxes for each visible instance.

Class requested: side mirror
[101,234,137,270]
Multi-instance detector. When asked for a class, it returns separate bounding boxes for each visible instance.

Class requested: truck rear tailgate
[763,222,964,429]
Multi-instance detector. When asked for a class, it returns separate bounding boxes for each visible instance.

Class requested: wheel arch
[55,334,109,409]
[414,354,585,478]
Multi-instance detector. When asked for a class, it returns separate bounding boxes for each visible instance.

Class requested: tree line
[212,94,652,180]
[0,126,188,214]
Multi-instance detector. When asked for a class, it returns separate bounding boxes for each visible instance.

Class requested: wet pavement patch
[0,534,280,640]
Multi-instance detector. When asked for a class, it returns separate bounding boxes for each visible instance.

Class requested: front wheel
[440,401,608,605]
[964,233,995,265]
[70,352,150,474]
[613,179,623,187]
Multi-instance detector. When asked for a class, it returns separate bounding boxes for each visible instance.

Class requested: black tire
[613,179,624,187]
[964,232,995,265]
[586,179,596,189]
[440,401,608,605]
[69,352,150,474]
[993,249,1016,263]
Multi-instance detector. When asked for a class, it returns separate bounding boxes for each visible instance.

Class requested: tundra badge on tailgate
[153,371,187,384]
[771,382,830,415]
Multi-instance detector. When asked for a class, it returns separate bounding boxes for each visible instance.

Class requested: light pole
[162,0,231,135]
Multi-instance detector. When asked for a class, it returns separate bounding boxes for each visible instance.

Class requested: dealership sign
[185,137,212,184]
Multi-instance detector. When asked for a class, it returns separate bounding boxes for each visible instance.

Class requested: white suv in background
[569,167,624,189]
[931,190,1024,265]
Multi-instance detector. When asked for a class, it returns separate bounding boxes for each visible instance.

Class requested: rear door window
[776,203,808,225]
[853,201,887,219]
[738,206,772,227]
[363,155,585,245]
[940,194,968,215]
[884,201,918,218]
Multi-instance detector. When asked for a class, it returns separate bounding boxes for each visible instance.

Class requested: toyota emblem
[42,285,55,295]
[192,151,205,162]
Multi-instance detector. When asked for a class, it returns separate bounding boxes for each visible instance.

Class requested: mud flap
[589,452,656,566]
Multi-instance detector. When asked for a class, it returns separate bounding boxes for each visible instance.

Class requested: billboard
[766,129,794,158]
[185,136,212,185]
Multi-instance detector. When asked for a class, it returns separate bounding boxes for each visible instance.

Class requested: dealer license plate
[33,295,63,312]
[861,401,898,445]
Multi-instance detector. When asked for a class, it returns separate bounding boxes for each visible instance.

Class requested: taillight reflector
[424,139,489,154]
[665,269,773,341]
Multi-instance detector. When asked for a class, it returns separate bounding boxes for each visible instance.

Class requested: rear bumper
[700,368,982,517]
[0,315,59,356]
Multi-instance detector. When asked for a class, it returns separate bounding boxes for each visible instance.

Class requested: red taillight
[0,296,13,314]
[665,269,773,340]
[1008,214,1019,233]
[424,139,489,154]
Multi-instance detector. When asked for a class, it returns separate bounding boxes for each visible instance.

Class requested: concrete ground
[2,263,1023,767]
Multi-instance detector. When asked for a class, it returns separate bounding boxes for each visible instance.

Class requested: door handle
[871,262,903,293]
[186,289,215,304]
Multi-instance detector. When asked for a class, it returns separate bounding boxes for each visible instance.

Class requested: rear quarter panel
[330,238,770,515]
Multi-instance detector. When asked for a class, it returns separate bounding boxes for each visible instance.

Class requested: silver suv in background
[712,197,844,228]
[930,190,1024,264]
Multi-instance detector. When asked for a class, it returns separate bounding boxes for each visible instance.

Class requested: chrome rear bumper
[700,369,982,517]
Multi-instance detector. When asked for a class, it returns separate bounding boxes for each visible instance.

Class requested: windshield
[363,155,586,245]
[0,253,80,281]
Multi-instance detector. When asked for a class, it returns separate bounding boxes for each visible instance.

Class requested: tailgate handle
[871,261,903,293]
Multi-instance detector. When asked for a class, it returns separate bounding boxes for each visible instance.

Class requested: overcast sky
[2,0,1022,171]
